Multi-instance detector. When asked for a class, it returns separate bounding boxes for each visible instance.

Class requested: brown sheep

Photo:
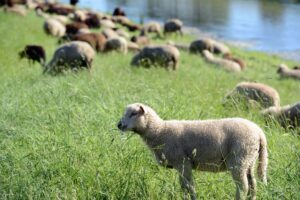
[71,33,106,52]
[65,22,88,35]
[223,53,246,70]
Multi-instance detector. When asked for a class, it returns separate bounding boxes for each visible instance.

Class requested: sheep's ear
[139,105,145,115]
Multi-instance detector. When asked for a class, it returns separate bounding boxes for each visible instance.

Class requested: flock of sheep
[1,0,300,200]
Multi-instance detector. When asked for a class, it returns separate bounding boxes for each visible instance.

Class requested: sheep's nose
[117,121,122,130]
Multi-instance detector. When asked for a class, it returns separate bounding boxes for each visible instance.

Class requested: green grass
[0,11,300,200]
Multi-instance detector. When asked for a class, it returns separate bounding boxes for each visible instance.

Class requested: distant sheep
[102,28,119,39]
[142,22,162,37]
[84,13,100,28]
[202,50,241,72]
[277,64,300,80]
[3,5,27,16]
[223,53,246,70]
[19,45,46,66]
[226,82,280,108]
[100,19,116,29]
[130,35,150,46]
[44,18,66,37]
[261,102,300,128]
[44,41,95,74]
[190,39,230,54]
[131,45,180,70]
[65,22,88,35]
[104,37,128,54]
[117,103,268,200]
[46,4,74,16]
[112,7,126,16]
[68,33,106,52]
[164,19,183,36]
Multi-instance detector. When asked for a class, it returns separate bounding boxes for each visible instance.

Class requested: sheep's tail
[257,133,268,185]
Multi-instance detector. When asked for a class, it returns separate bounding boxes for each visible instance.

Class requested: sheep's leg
[231,169,249,200]
[176,162,197,200]
[247,166,257,200]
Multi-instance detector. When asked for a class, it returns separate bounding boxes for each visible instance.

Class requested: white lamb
[44,18,66,37]
[117,103,268,200]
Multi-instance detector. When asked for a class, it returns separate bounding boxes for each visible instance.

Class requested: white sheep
[102,28,119,39]
[131,45,180,70]
[43,18,66,37]
[117,103,268,200]
[277,64,300,80]
[202,50,241,72]
[4,5,27,16]
[100,19,116,29]
[104,37,128,54]
[44,41,95,74]
[226,82,280,108]
[142,21,162,37]
[261,102,300,128]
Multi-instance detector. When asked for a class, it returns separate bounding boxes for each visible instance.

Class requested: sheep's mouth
[117,121,127,131]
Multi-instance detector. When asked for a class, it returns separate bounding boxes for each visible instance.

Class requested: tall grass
[0,11,300,199]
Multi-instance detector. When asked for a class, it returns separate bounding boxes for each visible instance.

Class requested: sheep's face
[117,104,147,132]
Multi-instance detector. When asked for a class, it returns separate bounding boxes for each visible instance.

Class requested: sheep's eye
[129,112,138,118]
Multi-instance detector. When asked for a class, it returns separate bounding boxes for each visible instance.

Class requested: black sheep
[19,45,46,66]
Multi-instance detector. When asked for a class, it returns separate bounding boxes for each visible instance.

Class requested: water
[61,0,300,59]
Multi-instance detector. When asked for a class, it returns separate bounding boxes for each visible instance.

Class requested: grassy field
[0,11,300,200]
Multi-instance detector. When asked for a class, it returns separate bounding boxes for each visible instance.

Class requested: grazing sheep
[74,10,87,22]
[277,64,300,80]
[44,41,95,74]
[117,103,268,200]
[102,28,119,39]
[123,22,141,32]
[112,7,126,16]
[223,53,246,70]
[131,45,180,70]
[202,50,241,72]
[19,45,46,65]
[3,5,27,16]
[142,22,162,37]
[164,18,183,36]
[261,102,300,128]
[189,39,214,54]
[226,82,280,108]
[130,35,150,46]
[100,19,116,29]
[104,37,128,54]
[44,18,66,37]
[127,41,141,52]
[84,13,100,28]
[65,22,88,35]
[115,28,130,39]
[69,33,106,52]
[167,40,189,51]
[189,39,230,55]
[112,15,131,25]
[46,4,74,16]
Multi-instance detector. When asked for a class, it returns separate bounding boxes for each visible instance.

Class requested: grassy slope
[0,11,300,199]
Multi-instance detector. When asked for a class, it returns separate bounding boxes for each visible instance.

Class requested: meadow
[0,11,300,199]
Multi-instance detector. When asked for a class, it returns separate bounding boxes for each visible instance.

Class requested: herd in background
[1,0,300,129]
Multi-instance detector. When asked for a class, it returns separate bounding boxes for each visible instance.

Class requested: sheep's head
[277,64,288,74]
[18,50,25,59]
[117,103,147,133]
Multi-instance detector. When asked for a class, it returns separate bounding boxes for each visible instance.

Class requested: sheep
[100,19,116,29]
[202,50,241,72]
[112,7,126,16]
[189,39,230,55]
[65,22,88,35]
[131,45,180,70]
[67,33,106,52]
[123,22,141,32]
[164,18,183,36]
[142,22,162,37]
[44,41,95,74]
[223,53,246,70]
[115,28,130,39]
[74,10,87,22]
[261,102,300,128]
[130,35,150,46]
[117,103,268,200]
[44,18,66,37]
[3,5,27,16]
[103,37,128,54]
[45,3,74,16]
[112,15,131,26]
[84,13,100,28]
[19,45,46,66]
[226,82,280,108]
[189,39,214,54]
[102,28,119,39]
[277,64,300,80]
[127,41,141,52]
